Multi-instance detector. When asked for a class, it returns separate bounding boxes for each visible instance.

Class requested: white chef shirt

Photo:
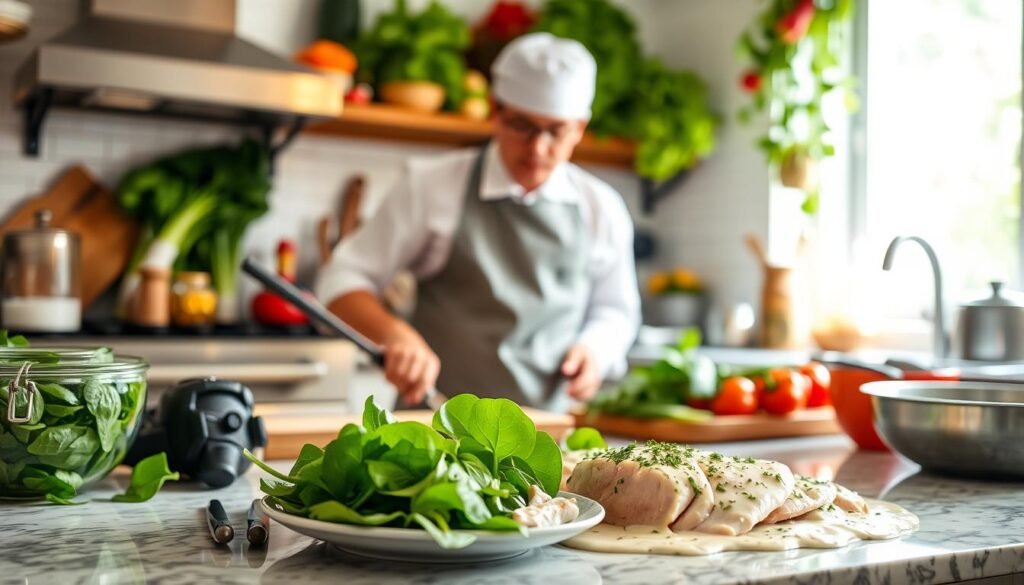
[316,143,641,379]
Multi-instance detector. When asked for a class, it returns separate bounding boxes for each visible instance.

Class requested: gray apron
[409,147,591,411]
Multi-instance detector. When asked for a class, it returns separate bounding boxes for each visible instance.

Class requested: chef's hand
[382,332,440,406]
[561,344,601,401]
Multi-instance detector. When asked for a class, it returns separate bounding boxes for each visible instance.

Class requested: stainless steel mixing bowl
[860,381,1024,479]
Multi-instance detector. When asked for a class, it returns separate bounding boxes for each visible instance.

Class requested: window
[848,0,1021,343]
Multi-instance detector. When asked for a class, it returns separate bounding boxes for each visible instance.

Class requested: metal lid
[2,210,80,244]
[962,281,1024,309]
[0,345,149,376]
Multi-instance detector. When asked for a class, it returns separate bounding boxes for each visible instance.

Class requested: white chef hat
[491,32,597,120]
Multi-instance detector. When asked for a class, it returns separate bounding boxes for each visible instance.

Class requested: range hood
[13,0,344,156]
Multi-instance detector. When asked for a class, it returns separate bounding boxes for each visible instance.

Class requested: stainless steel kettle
[955,281,1024,362]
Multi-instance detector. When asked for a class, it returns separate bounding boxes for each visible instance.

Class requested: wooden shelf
[305,103,636,169]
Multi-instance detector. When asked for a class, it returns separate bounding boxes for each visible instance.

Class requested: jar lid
[0,346,148,377]
[2,210,79,244]
[963,281,1024,309]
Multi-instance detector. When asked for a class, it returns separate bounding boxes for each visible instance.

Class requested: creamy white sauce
[562,498,918,556]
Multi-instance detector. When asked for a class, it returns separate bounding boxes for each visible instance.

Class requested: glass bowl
[0,352,148,498]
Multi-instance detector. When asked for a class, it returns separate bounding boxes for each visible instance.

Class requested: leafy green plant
[0,346,147,504]
[112,453,180,503]
[736,0,856,209]
[356,0,471,110]
[534,0,718,182]
[115,139,271,321]
[246,394,563,549]
[587,329,717,420]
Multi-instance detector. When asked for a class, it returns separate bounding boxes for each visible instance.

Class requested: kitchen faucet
[882,235,948,361]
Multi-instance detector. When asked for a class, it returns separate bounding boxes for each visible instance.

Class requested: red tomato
[760,368,809,415]
[800,362,832,407]
[711,376,758,416]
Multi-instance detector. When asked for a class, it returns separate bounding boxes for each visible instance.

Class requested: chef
[317,32,640,411]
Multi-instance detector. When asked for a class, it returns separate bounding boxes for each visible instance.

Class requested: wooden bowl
[380,81,446,113]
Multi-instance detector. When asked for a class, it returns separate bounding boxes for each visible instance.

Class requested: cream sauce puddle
[562,499,918,556]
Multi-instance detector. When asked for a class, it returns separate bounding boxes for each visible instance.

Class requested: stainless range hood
[13,0,344,156]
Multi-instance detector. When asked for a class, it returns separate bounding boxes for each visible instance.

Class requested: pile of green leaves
[356,0,471,111]
[115,139,271,319]
[587,329,716,421]
[0,354,147,505]
[247,394,562,549]
[534,0,718,181]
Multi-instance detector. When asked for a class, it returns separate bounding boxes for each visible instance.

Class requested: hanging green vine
[737,0,856,211]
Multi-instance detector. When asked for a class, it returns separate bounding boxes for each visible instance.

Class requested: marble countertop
[3,435,1023,585]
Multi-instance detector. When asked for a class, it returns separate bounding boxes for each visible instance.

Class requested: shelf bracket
[22,88,54,157]
[640,169,691,215]
[259,117,307,174]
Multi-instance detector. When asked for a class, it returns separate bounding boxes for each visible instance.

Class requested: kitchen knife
[241,257,446,409]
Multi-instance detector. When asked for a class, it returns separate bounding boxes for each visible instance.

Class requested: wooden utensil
[0,166,139,309]
[746,233,801,349]
[317,175,365,266]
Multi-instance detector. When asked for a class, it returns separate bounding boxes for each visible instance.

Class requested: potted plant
[736,0,856,212]
[355,0,470,113]
[644,268,709,328]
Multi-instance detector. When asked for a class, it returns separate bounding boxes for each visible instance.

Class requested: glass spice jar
[171,271,217,328]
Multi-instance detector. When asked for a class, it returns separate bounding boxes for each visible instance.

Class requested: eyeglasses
[498,113,576,144]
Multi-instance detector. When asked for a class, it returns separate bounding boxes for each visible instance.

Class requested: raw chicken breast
[693,452,796,536]
[762,475,838,524]
[567,442,705,527]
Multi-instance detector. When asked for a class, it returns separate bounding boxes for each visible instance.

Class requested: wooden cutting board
[257,402,576,460]
[0,166,139,308]
[572,407,841,443]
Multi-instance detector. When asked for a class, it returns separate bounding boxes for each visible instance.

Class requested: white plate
[261,491,605,563]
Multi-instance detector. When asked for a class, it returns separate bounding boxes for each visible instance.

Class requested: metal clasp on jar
[6,362,37,424]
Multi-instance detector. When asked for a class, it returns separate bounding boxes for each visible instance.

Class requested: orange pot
[828,366,959,451]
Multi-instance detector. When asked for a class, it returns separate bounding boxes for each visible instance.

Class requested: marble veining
[2,435,1023,585]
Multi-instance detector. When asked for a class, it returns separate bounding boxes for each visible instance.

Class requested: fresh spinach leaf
[566,427,608,451]
[27,425,98,469]
[431,393,477,437]
[362,395,396,431]
[45,493,87,505]
[308,500,405,525]
[0,459,25,485]
[44,404,83,419]
[36,383,80,405]
[83,380,120,452]
[465,398,536,469]
[111,452,179,503]
[409,512,476,549]
[21,466,78,499]
[524,431,562,497]
[289,444,325,477]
